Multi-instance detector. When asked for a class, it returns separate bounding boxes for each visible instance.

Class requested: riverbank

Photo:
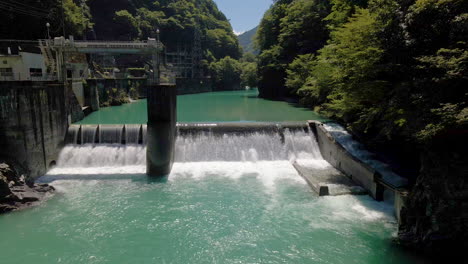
[0,162,55,214]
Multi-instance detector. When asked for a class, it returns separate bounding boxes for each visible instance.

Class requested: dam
[0,89,420,263]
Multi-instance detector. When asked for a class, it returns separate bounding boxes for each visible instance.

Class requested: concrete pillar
[146,84,177,177]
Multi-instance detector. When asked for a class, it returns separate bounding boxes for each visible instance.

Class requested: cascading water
[1,91,423,263]
[81,125,97,144]
[125,125,142,144]
[22,124,422,264]
[175,130,323,162]
[51,129,327,169]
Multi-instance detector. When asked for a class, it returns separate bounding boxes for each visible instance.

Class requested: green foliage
[0,0,92,39]
[103,0,241,60]
[417,103,467,141]
[209,56,242,90]
[285,53,315,94]
[241,53,257,63]
[101,88,130,107]
[240,62,258,88]
[318,8,387,120]
[255,0,331,98]
[63,0,93,35]
[237,53,258,88]
[129,87,139,100]
[206,28,241,59]
[114,10,140,40]
[324,0,368,29]
[256,0,467,144]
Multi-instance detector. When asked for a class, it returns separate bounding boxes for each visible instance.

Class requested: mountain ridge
[238,26,258,55]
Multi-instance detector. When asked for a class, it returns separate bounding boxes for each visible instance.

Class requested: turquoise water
[0,162,421,264]
[0,90,425,263]
[76,89,325,124]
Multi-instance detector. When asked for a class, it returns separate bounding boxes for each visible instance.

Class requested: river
[76,89,325,124]
[0,90,426,263]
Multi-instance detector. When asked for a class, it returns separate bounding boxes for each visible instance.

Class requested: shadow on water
[242,93,320,113]
[146,175,169,184]
[241,95,260,99]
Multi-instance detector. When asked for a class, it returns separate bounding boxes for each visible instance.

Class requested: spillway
[55,127,325,168]
[7,123,422,264]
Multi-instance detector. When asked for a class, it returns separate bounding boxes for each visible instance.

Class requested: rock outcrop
[0,162,54,214]
[398,131,468,253]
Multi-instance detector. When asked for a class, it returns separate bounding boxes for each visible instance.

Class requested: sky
[213,0,272,35]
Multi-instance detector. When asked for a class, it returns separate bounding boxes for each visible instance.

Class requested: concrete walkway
[293,161,367,196]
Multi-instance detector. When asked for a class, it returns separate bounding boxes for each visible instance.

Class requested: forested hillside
[238,26,259,55]
[256,0,467,152]
[0,0,241,60]
[0,0,92,40]
[256,0,468,252]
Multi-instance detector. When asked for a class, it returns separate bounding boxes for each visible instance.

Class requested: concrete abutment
[0,81,69,179]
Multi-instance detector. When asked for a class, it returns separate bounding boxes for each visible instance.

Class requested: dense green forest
[257,0,467,149]
[256,0,467,251]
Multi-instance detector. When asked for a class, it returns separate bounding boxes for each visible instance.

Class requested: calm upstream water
[76,89,325,124]
[0,131,425,263]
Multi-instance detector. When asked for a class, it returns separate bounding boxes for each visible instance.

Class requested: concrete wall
[309,121,409,222]
[0,52,46,81]
[72,81,85,107]
[0,81,69,179]
[309,121,383,200]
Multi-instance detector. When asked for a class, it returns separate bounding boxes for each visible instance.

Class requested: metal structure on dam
[1,36,176,178]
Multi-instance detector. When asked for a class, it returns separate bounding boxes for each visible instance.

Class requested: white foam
[171,161,307,190]
[46,166,146,175]
[56,144,146,167]
[44,131,334,192]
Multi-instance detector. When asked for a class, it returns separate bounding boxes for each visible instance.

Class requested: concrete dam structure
[64,121,408,220]
[0,81,69,177]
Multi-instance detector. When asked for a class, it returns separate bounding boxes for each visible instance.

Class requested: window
[67,69,73,79]
[29,68,42,77]
[0,68,13,77]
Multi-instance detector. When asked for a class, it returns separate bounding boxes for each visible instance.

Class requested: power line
[0,2,49,16]
[3,0,52,13]
[0,3,50,18]
[0,1,50,16]
[0,4,49,19]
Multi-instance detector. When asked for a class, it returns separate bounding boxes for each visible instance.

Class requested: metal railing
[0,72,57,81]
[43,38,164,52]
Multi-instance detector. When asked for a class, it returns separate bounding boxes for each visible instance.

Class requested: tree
[209,56,242,90]
[285,53,315,94]
[255,0,330,99]
[241,62,258,88]
[114,10,140,40]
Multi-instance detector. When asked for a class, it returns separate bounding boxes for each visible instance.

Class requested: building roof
[0,40,41,56]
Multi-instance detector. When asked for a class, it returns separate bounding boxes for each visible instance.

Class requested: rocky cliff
[398,131,468,253]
